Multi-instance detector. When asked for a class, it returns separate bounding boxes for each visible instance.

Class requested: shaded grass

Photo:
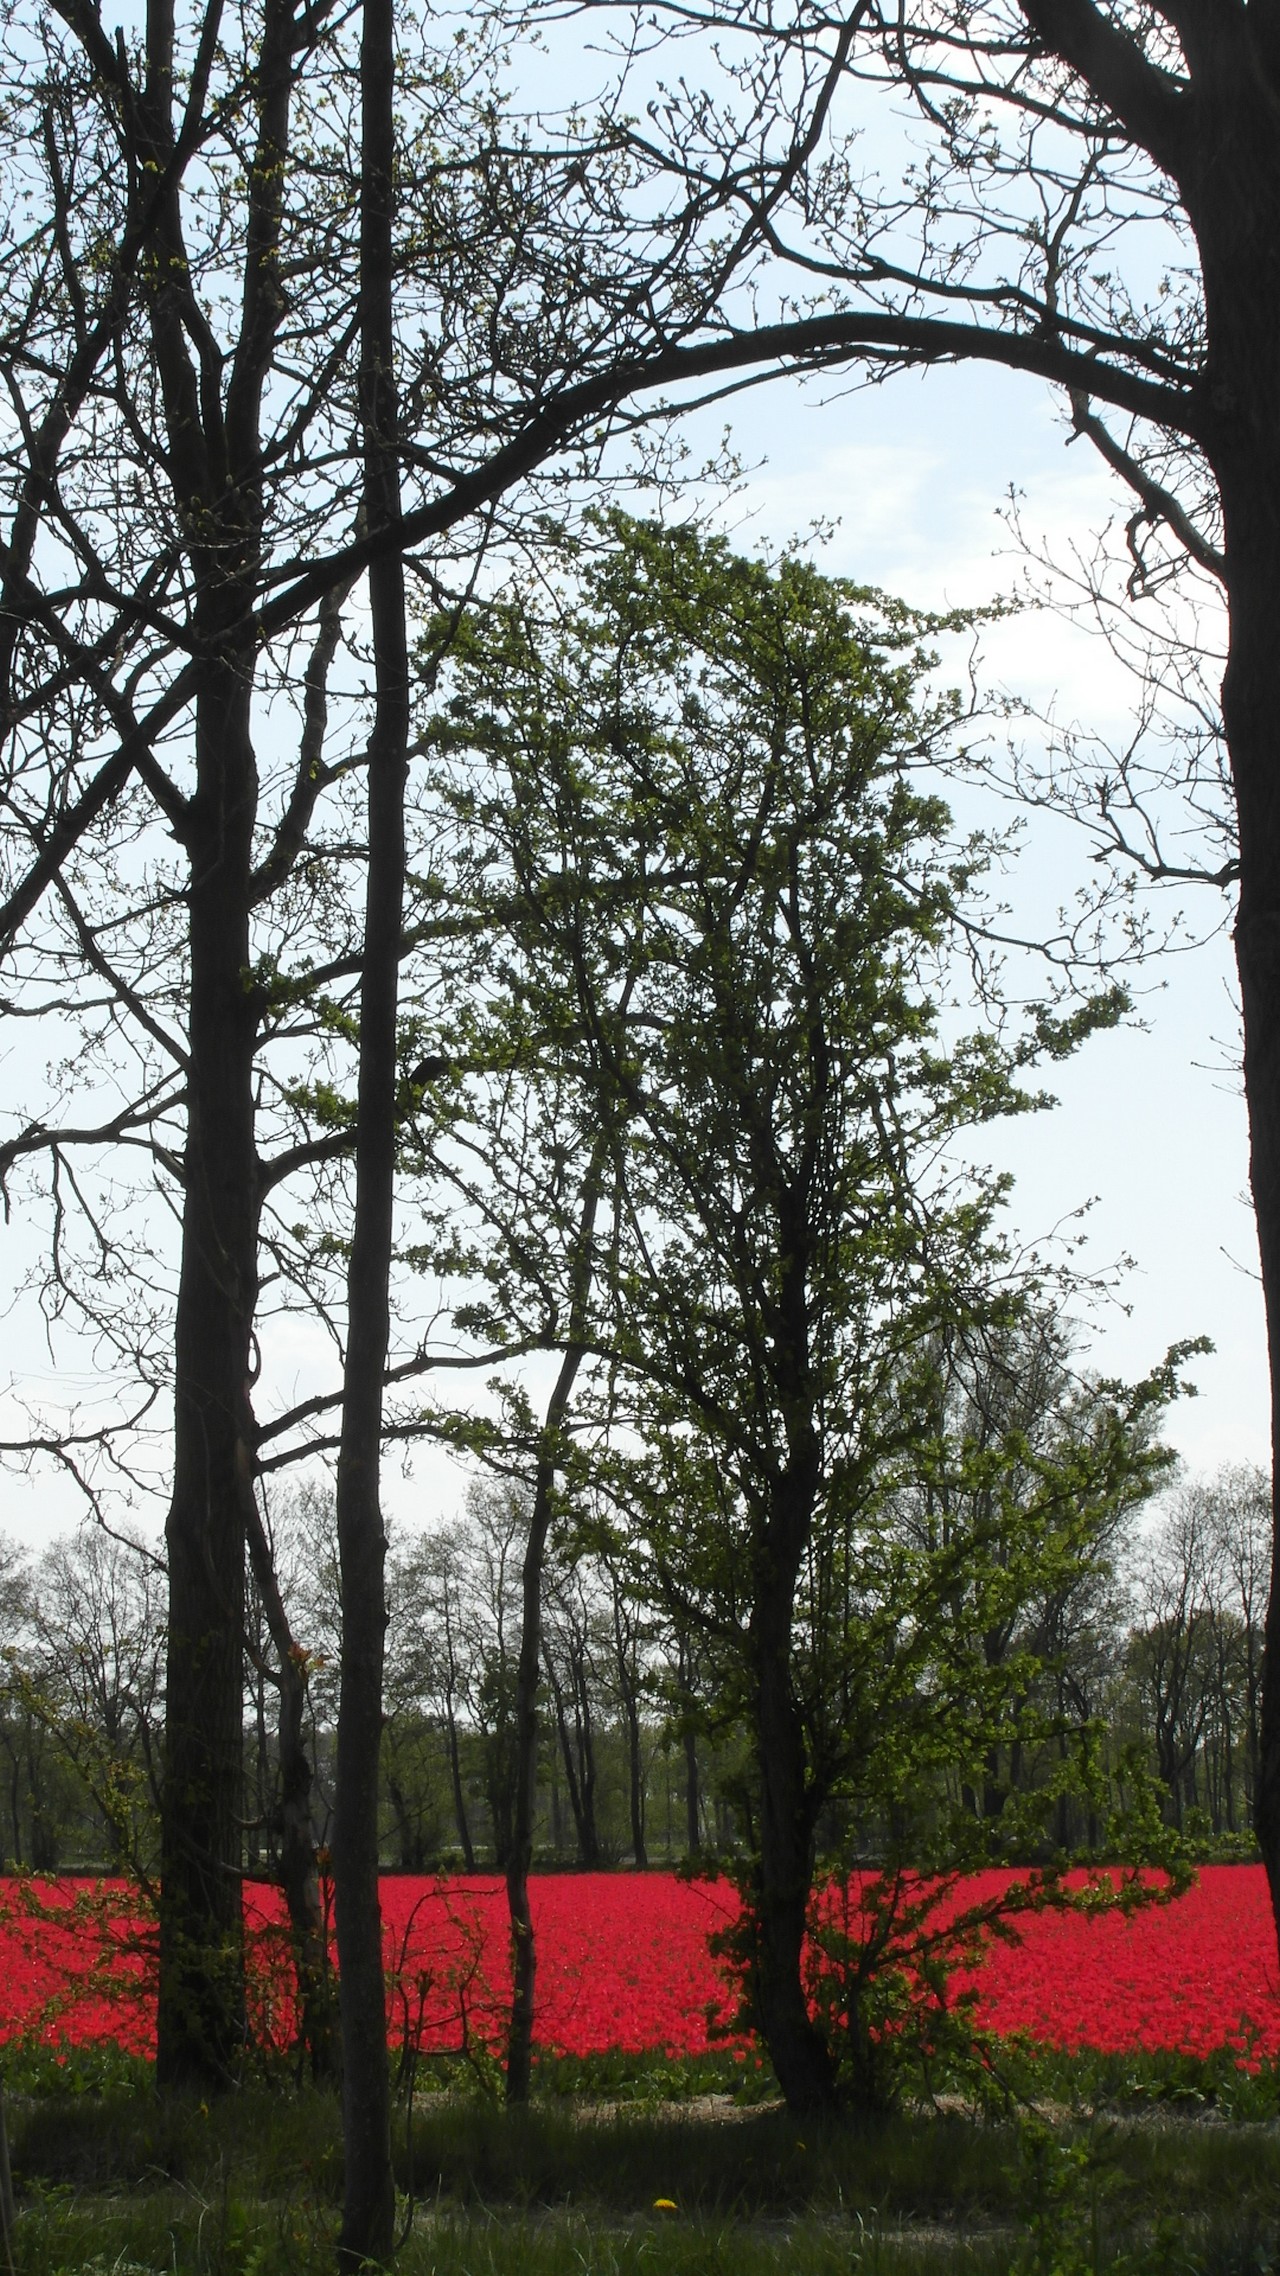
[7,2200,1015,2276]
[399,2097,1021,2222]
[6,2043,1280,2274]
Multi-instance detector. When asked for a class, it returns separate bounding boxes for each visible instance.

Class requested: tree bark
[747,1499,836,2117]
[504,1149,606,2104]
[150,0,296,2092]
[1219,465,1280,1928]
[444,1694,476,1871]
[503,1457,557,2105]
[332,0,405,2255]
[608,1573,647,1866]
[156,664,258,2088]
[245,1496,339,2083]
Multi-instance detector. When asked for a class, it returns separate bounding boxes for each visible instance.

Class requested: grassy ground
[4,2043,1280,2276]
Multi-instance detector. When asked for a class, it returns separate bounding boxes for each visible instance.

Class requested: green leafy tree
[432,515,1182,2110]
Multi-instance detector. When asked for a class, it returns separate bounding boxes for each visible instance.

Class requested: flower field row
[1,1868,1277,2062]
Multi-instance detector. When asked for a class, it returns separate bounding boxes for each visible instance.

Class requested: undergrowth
[4,2039,1280,2274]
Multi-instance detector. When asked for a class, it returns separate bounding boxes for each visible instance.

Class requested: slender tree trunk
[505,1149,606,2104]
[678,1639,701,1856]
[504,1464,557,2106]
[245,1498,339,2082]
[569,1657,601,1867]
[684,1726,700,1856]
[547,1664,589,1856]
[444,1691,475,1871]
[333,0,405,2254]
[625,1699,647,1868]
[548,1656,601,1866]
[611,1586,648,1867]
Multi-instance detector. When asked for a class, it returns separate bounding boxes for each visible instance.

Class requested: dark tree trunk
[626,1700,647,1870]
[245,1500,338,2083]
[612,1583,647,1866]
[576,1680,600,1866]
[678,1638,701,1856]
[1221,471,1280,1930]
[1115,17,1280,1957]
[157,667,258,2089]
[684,1726,700,1856]
[504,1467,556,2106]
[386,1773,417,1873]
[505,1150,605,2104]
[444,1692,476,1872]
[748,1529,836,2117]
[546,1663,602,1869]
[332,0,406,2254]
[150,0,295,2094]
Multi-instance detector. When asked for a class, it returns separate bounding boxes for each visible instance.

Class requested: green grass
[5,2043,1280,2275]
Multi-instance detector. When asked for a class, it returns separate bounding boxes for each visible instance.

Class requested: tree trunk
[747,1508,836,2116]
[1221,475,1280,1932]
[332,0,406,2253]
[626,1700,647,1870]
[1164,62,1280,1947]
[504,1471,555,2106]
[444,1692,475,1872]
[684,1725,700,1856]
[245,1498,339,2083]
[505,1148,606,2104]
[551,1656,601,1866]
[612,1582,647,1866]
[678,1639,701,1856]
[157,667,258,2090]
[151,0,296,2094]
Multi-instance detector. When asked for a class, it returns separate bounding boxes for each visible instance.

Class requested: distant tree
[892,1314,1170,1838]
[1126,1466,1270,1835]
[25,1526,165,1871]
[1202,1465,1270,1818]
[386,1526,479,1870]
[0,1538,69,1869]
[542,1555,607,1871]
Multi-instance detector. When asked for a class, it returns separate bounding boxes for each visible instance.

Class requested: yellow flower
[653,2199,677,2212]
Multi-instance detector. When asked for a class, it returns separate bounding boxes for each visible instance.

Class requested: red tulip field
[2,1868,1278,2066]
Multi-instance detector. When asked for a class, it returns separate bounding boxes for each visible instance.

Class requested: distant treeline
[0,1459,1266,1877]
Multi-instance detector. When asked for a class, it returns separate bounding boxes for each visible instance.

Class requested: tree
[385,1527,476,1869]
[242,1486,340,2084]
[891,1315,1168,1840]
[25,1525,166,1872]
[435,514,1176,2110]
[601,0,1280,1939]
[1125,1465,1271,1832]
[0,1530,159,1870]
